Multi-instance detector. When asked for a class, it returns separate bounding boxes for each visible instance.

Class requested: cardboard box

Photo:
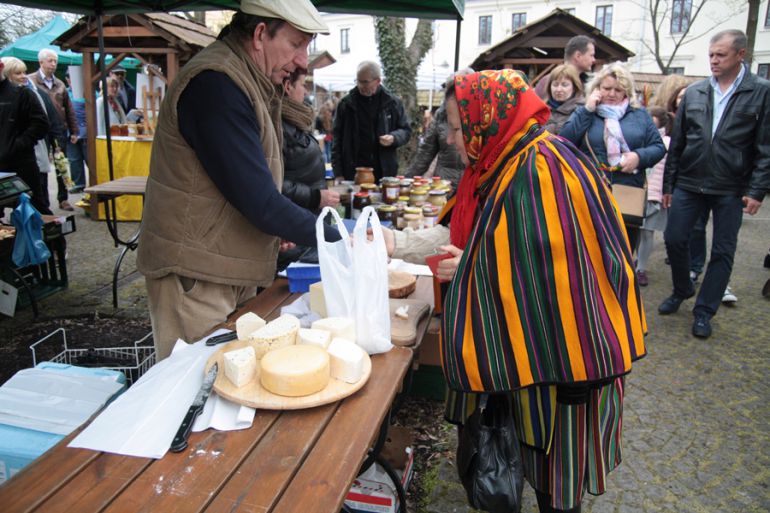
[344,426,415,513]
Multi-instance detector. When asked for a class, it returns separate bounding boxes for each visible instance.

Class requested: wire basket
[30,328,156,386]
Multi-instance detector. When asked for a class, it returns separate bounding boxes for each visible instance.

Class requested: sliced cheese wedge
[309,281,327,317]
[248,314,300,359]
[297,328,332,349]
[223,346,257,387]
[327,338,365,384]
[260,345,330,397]
[235,312,266,340]
[311,317,355,341]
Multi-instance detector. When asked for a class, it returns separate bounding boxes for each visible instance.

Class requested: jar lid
[354,191,370,197]
[405,206,422,215]
[361,183,377,190]
[378,205,397,212]
[429,189,446,195]
[398,195,410,202]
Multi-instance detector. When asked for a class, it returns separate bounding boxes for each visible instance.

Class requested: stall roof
[5,1,464,19]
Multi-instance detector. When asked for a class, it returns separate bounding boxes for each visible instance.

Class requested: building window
[595,5,613,35]
[479,15,492,45]
[564,8,576,15]
[671,0,692,34]
[666,67,685,75]
[512,13,527,31]
[758,64,770,80]
[340,28,350,54]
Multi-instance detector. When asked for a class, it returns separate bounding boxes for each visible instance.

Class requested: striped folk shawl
[440,124,647,393]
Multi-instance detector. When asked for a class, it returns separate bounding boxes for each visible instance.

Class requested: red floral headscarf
[448,70,550,248]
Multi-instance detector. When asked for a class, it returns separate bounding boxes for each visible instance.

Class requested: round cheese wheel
[260,345,330,397]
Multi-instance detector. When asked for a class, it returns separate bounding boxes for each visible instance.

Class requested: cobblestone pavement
[2,181,769,513]
[424,209,770,513]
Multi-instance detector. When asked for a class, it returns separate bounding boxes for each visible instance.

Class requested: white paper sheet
[388,258,433,277]
[69,329,256,458]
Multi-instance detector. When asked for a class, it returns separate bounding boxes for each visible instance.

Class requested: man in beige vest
[137,0,336,359]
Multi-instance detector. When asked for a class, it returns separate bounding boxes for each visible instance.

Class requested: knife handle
[170,405,202,453]
[205,331,238,346]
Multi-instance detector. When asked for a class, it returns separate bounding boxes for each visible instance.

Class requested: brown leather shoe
[59,200,75,211]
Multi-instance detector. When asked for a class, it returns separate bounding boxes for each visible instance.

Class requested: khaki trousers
[146,274,257,360]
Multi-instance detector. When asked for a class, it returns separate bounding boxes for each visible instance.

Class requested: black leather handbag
[456,394,524,513]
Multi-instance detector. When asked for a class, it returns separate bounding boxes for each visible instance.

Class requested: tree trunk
[374,17,433,169]
[745,0,761,67]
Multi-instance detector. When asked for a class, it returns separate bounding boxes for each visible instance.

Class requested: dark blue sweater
[178,71,337,247]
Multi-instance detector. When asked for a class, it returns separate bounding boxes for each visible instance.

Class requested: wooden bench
[0,278,424,513]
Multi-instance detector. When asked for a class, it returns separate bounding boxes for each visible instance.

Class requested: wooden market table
[0,278,427,513]
[84,176,147,308]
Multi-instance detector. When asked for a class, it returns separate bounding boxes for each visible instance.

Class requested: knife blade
[169,362,218,453]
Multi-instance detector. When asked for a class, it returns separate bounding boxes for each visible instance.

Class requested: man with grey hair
[27,48,77,211]
[660,29,770,339]
[332,60,412,181]
[137,0,339,359]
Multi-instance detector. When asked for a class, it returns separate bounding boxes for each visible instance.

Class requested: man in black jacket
[0,59,50,214]
[332,61,411,181]
[660,29,769,339]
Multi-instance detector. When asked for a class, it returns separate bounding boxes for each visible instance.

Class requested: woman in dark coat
[278,70,340,268]
[542,64,585,135]
[560,62,666,251]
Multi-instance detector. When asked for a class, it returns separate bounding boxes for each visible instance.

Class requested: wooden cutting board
[205,340,371,410]
[389,270,417,298]
[390,298,431,346]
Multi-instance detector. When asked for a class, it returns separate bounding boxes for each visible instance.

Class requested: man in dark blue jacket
[332,61,412,181]
[660,29,770,339]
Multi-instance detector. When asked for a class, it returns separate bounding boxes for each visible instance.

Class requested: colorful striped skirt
[446,377,625,510]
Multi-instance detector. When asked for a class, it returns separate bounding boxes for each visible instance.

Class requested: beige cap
[240,0,329,35]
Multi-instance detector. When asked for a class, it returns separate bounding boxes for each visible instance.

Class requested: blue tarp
[0,15,138,68]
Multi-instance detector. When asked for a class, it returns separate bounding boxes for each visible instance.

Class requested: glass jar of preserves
[403,213,423,231]
[382,178,401,204]
[354,167,375,185]
[409,187,429,207]
[428,189,447,207]
[422,205,438,228]
[352,191,371,219]
[377,204,398,226]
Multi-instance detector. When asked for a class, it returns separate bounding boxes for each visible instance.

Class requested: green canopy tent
[5,1,463,20]
[0,15,141,69]
[0,15,81,64]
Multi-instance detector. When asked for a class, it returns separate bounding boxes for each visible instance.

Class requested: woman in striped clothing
[384,69,646,513]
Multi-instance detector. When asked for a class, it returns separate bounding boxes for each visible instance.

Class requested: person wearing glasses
[331,60,412,181]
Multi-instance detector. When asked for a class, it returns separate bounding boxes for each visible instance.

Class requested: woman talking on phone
[560,63,665,251]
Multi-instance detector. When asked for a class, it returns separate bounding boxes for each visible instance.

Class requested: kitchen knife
[169,362,218,453]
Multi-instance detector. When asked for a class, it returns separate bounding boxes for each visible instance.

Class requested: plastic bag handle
[316,206,352,250]
[353,205,385,247]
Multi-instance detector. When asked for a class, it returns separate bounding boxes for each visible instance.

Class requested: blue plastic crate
[286,265,321,293]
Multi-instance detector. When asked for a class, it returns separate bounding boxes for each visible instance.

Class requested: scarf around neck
[281,97,314,132]
[596,99,630,167]
[444,69,550,248]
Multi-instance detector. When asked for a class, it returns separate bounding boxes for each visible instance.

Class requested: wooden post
[81,51,100,219]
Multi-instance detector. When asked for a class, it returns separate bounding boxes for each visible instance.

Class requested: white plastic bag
[352,206,392,354]
[316,207,354,318]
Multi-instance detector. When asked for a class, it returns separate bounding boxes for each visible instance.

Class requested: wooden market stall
[470,8,634,86]
[53,13,215,218]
